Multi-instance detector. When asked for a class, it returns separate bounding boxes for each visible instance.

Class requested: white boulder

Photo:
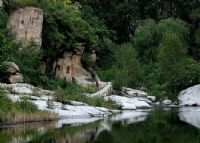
[162,99,172,105]
[178,85,200,106]
[105,95,151,110]
[147,96,156,102]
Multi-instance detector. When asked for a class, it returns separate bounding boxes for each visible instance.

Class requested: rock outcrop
[8,7,43,48]
[178,84,200,106]
[1,62,23,83]
[54,43,100,88]
[0,0,3,8]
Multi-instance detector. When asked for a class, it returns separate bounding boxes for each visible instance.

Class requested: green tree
[114,43,142,89]
[133,20,158,63]
[158,31,187,92]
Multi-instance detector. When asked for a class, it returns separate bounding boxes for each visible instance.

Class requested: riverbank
[0,82,199,126]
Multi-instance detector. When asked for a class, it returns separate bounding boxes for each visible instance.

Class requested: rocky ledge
[2,82,199,122]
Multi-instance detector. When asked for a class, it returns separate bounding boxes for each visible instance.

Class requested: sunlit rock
[162,99,172,105]
[8,7,43,48]
[178,84,200,106]
[147,96,156,102]
[105,95,151,110]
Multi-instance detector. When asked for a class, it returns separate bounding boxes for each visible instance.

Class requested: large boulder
[2,62,20,74]
[178,85,200,106]
[161,99,172,105]
[8,7,43,48]
[1,62,23,83]
[9,73,23,83]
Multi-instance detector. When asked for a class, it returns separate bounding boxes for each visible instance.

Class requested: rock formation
[54,43,99,88]
[1,62,23,83]
[0,0,3,8]
[8,7,43,48]
[178,84,200,106]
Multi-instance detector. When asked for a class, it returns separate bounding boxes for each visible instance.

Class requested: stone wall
[8,7,43,48]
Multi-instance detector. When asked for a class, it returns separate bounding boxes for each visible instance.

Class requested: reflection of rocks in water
[61,120,111,143]
[111,110,150,125]
[62,129,97,143]
[0,122,55,143]
[0,111,150,143]
[179,107,200,128]
[56,117,103,128]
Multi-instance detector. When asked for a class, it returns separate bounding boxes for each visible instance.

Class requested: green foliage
[158,31,187,82]
[114,43,142,89]
[0,11,17,63]
[157,18,189,43]
[133,18,189,63]
[133,20,158,63]
[0,90,12,116]
[12,46,42,84]
[81,53,94,68]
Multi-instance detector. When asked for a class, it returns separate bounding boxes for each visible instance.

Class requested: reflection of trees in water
[0,119,111,143]
[62,128,97,143]
[2,109,200,143]
[0,122,55,143]
[60,120,111,143]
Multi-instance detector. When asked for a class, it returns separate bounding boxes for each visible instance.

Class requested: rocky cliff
[8,7,43,48]
[6,6,102,89]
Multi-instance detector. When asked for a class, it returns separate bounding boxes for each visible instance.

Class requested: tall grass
[54,84,120,109]
[0,90,56,125]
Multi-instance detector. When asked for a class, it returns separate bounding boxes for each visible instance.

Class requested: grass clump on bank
[0,90,56,125]
[54,83,120,109]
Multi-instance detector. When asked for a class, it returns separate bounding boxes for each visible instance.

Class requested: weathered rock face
[54,44,99,88]
[8,7,43,48]
[1,62,23,83]
[0,0,3,8]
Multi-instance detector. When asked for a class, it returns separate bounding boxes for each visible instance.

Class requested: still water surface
[1,108,200,143]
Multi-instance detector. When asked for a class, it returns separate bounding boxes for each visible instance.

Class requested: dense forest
[0,0,200,99]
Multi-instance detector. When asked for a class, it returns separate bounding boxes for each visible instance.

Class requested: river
[1,107,200,143]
